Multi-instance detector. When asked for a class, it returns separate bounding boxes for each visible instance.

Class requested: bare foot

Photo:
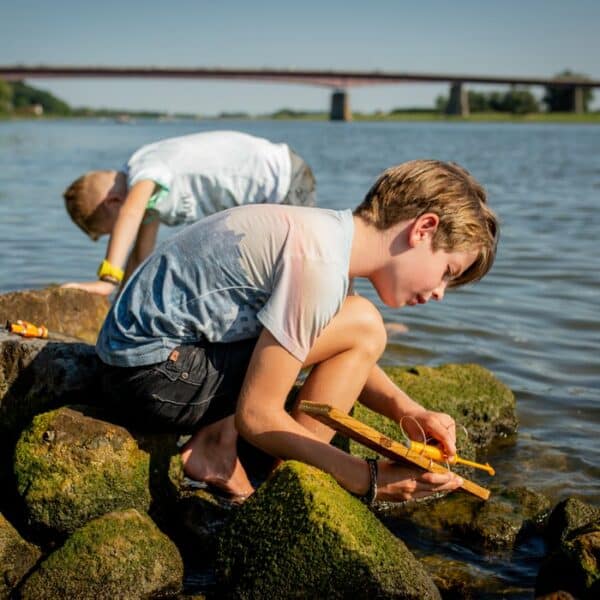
[180,416,255,498]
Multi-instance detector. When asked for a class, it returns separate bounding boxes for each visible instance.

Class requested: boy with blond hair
[97,159,498,503]
[62,130,316,295]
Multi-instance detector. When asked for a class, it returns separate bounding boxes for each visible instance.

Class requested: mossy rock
[156,451,235,558]
[338,402,477,476]
[382,486,550,552]
[420,554,506,599]
[18,509,183,599]
[14,406,151,537]
[216,460,440,599]
[382,364,517,448]
[0,512,41,598]
[536,523,600,599]
[545,497,600,548]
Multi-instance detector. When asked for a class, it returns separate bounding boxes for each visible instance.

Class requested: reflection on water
[1,119,599,596]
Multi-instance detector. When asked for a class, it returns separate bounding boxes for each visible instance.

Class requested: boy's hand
[401,409,457,458]
[377,460,462,501]
[61,281,117,296]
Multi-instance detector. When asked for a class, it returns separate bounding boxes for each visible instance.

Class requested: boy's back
[126,131,293,224]
[97,204,354,367]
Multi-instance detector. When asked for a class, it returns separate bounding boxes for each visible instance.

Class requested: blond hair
[63,172,109,241]
[354,160,499,287]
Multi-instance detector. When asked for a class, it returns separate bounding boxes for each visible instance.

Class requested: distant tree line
[0,79,174,119]
[0,79,71,115]
[435,70,594,114]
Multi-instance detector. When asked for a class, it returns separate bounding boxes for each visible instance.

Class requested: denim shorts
[282,148,316,207]
[101,338,258,433]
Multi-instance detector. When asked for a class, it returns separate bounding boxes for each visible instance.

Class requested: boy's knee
[344,296,387,358]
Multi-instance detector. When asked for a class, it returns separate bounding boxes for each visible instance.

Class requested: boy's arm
[61,180,155,296]
[104,179,156,278]
[236,329,461,501]
[123,217,160,283]
[358,364,457,457]
[236,328,372,495]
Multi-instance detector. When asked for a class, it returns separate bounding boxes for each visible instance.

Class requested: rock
[383,364,517,448]
[0,332,103,443]
[420,554,506,599]
[536,523,600,599]
[216,460,440,599]
[0,287,109,344]
[14,406,152,537]
[136,434,234,555]
[339,402,478,476]
[0,512,41,598]
[333,364,515,483]
[17,509,183,599]
[381,486,551,552]
[536,498,600,599]
[545,497,600,548]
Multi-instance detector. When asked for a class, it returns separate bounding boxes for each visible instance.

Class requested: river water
[1,118,598,595]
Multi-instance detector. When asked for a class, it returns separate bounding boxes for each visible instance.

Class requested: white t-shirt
[97,205,355,367]
[125,130,292,225]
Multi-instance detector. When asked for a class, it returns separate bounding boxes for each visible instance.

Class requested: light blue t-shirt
[96,205,354,367]
[125,130,292,226]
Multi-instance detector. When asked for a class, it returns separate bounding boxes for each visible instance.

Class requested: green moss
[545,497,600,548]
[341,402,477,473]
[14,407,151,536]
[0,512,41,597]
[382,486,551,553]
[19,509,183,599]
[382,364,517,447]
[216,461,439,599]
[537,522,600,598]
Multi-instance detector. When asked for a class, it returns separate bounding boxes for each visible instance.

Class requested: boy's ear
[409,213,440,246]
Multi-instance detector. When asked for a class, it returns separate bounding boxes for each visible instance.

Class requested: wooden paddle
[299,401,491,500]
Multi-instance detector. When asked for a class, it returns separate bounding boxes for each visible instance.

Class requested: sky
[2,0,599,115]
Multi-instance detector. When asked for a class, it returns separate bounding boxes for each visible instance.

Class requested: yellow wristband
[97,259,124,283]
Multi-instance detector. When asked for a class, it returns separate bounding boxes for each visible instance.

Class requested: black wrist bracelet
[99,275,119,285]
[361,458,378,506]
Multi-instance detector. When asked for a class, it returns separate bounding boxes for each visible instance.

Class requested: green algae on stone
[382,364,517,448]
[545,497,600,548]
[0,512,41,598]
[216,460,440,599]
[14,406,151,536]
[382,486,550,552]
[18,509,183,600]
[340,401,477,474]
[536,522,600,599]
[420,554,507,599]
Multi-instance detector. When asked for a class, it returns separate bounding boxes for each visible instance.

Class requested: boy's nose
[431,283,446,301]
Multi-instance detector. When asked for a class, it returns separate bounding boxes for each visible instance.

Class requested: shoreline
[2,112,600,124]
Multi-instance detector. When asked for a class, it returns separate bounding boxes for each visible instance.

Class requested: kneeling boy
[96,159,498,503]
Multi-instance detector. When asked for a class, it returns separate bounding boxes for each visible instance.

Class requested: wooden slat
[300,401,490,501]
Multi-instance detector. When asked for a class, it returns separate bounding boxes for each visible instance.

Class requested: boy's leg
[181,295,385,497]
[293,295,387,442]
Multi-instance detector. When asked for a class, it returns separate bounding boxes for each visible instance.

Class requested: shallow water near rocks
[1,118,598,597]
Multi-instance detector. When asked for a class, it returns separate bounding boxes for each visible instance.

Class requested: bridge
[2,65,598,120]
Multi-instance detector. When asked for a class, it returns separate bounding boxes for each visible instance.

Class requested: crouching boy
[96,159,498,503]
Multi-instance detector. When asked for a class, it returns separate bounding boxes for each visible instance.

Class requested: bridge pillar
[445,82,469,116]
[570,85,585,113]
[330,90,351,121]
